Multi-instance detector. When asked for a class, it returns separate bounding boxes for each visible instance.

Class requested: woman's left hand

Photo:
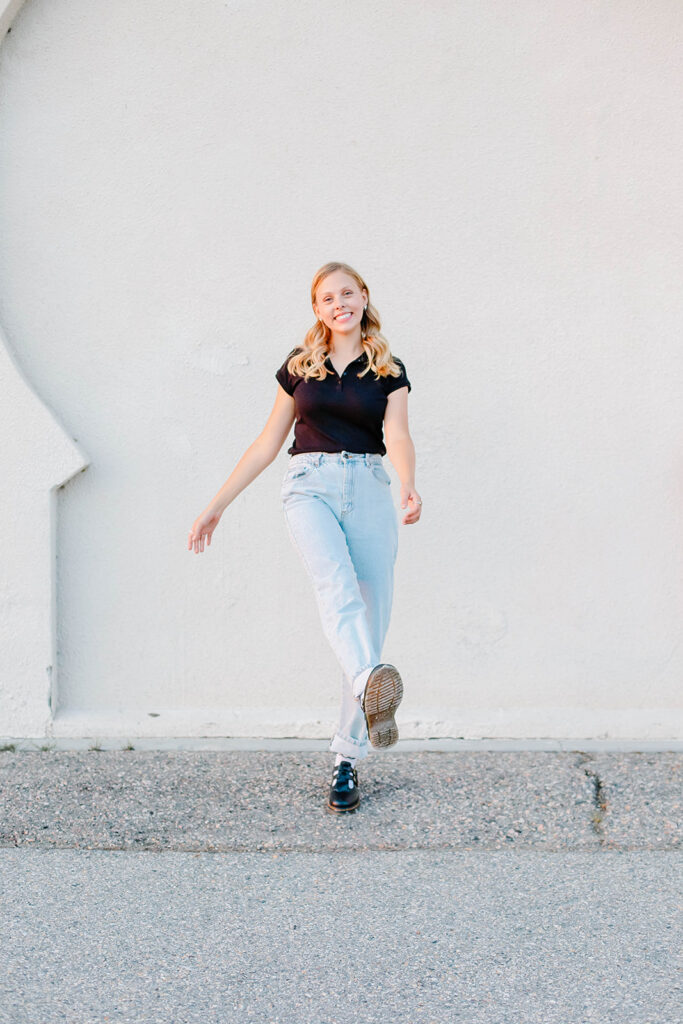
[400,486,422,525]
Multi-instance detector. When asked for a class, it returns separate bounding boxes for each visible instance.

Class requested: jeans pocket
[285,461,315,481]
[282,457,318,491]
[371,462,391,486]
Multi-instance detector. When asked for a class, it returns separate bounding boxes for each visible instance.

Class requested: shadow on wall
[0,329,88,734]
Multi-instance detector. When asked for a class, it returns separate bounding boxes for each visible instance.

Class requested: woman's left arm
[384,387,422,525]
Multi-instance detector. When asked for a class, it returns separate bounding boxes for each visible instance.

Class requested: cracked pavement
[0,749,680,850]
[1,750,680,1023]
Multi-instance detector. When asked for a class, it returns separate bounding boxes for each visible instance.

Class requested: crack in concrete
[576,753,608,844]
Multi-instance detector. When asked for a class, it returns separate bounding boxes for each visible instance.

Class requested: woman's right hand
[188,508,223,553]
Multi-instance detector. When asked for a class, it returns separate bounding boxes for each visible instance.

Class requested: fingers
[188,528,212,553]
[400,492,422,525]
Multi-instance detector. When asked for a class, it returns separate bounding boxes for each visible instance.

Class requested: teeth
[336,313,351,320]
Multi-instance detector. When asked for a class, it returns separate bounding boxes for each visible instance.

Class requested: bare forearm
[206,440,274,516]
[385,436,416,487]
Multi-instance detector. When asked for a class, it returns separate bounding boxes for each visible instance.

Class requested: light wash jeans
[280,450,399,762]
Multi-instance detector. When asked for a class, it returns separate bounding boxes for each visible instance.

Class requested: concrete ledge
[2,735,683,752]
[32,705,683,743]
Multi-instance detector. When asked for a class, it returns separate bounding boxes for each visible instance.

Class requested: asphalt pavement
[1,748,681,1023]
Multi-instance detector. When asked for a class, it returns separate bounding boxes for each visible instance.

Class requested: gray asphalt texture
[1,749,681,1023]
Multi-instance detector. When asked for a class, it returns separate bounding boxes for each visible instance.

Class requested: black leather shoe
[326,760,360,813]
[361,663,403,748]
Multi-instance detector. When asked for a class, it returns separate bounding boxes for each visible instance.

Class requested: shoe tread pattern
[362,664,403,748]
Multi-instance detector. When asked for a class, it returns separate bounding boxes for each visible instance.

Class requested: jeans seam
[282,506,321,599]
[283,507,375,687]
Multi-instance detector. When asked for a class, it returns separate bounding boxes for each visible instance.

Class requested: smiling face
[313,270,368,341]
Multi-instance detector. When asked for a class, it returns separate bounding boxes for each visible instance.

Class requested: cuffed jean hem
[329,732,370,762]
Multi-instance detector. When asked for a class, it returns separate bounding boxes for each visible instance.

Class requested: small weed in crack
[577,753,608,841]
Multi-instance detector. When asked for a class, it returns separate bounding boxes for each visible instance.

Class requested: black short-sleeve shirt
[275,348,411,456]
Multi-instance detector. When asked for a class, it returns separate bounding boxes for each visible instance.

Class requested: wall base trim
[1,705,678,745]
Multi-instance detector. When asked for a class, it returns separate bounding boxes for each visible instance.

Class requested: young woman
[188,261,421,814]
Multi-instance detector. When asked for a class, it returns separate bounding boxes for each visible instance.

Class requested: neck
[328,329,364,356]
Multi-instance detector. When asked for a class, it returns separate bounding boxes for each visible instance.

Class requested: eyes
[322,290,354,303]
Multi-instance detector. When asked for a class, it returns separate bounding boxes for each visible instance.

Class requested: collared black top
[275,348,411,456]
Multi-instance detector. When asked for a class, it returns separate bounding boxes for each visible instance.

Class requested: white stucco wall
[1,0,681,741]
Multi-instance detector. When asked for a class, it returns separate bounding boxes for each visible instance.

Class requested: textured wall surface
[0,0,681,740]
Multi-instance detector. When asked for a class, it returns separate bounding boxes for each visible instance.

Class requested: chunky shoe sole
[361,664,403,748]
[326,795,360,814]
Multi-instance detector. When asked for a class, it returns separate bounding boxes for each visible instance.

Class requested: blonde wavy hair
[284,262,404,383]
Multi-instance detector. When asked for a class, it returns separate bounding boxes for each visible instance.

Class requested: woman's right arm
[187,385,296,553]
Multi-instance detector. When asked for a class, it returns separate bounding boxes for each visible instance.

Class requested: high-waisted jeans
[280,450,399,761]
